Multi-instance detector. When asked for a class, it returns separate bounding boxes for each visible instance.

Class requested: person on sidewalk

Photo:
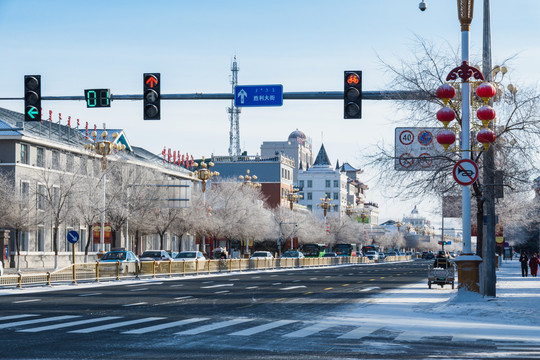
[520,252,529,277]
[529,253,539,277]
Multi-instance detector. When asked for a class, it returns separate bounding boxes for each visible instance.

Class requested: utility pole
[482,0,497,297]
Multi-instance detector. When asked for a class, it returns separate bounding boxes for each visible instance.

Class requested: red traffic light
[346,73,360,85]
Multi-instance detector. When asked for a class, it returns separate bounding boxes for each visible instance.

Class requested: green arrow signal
[26,106,39,119]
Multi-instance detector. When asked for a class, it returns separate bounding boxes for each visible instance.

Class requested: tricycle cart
[428,261,456,289]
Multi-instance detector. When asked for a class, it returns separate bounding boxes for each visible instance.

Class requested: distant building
[260,129,313,186]
[209,152,295,208]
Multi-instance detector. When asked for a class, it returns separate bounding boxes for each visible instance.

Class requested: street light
[83,123,125,255]
[317,194,335,236]
[192,157,219,253]
[239,169,261,189]
[286,187,302,211]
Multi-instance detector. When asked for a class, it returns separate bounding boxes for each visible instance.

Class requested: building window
[36,227,45,252]
[299,192,304,200]
[37,184,46,210]
[20,231,29,251]
[20,144,29,164]
[36,147,45,167]
[21,181,30,205]
[326,192,331,199]
[307,192,312,200]
[307,180,312,188]
[307,205,312,211]
[325,180,331,188]
[52,151,60,170]
[79,157,87,176]
[334,192,339,200]
[334,180,339,187]
[66,154,74,173]
[299,180,304,189]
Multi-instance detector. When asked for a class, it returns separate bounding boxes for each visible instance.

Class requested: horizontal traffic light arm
[0,90,429,101]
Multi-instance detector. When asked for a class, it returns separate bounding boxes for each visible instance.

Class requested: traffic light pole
[0,90,428,102]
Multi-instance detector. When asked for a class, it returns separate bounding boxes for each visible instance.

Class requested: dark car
[323,252,338,258]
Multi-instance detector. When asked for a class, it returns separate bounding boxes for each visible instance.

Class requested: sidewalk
[329,259,540,346]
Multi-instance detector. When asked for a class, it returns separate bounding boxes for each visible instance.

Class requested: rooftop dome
[288,129,306,141]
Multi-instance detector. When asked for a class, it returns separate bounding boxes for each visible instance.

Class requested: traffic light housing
[24,75,41,121]
[344,71,362,119]
[143,73,160,120]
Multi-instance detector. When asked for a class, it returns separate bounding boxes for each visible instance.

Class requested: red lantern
[436,129,456,150]
[436,84,456,105]
[476,82,496,103]
[476,105,496,127]
[436,106,456,128]
[477,129,496,149]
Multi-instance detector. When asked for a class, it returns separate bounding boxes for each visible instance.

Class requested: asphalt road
[0,260,535,359]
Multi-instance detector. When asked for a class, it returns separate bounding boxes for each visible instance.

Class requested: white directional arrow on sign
[237,89,248,104]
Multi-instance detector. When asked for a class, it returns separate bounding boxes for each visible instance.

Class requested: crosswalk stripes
[0,314,37,322]
[338,324,380,339]
[122,318,209,335]
[18,316,122,333]
[174,318,253,335]
[0,315,79,330]
[229,319,297,336]
[283,322,335,338]
[69,317,165,334]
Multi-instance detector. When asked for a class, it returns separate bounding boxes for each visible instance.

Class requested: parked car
[139,250,172,262]
[167,251,178,259]
[281,250,304,259]
[385,251,399,257]
[250,251,274,259]
[174,251,206,261]
[99,250,139,263]
[365,251,379,260]
[323,252,338,258]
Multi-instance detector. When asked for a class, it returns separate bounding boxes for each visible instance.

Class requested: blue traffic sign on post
[67,230,80,244]
[234,85,283,107]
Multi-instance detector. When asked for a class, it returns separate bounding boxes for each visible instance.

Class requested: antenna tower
[228,56,241,156]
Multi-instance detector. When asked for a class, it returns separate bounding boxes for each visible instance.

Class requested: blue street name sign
[234,85,283,107]
[67,230,80,244]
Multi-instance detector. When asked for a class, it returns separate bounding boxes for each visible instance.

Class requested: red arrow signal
[145,75,158,88]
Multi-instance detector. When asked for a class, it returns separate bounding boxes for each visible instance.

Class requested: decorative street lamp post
[84,123,125,256]
[193,157,219,253]
[284,187,302,251]
[239,169,260,253]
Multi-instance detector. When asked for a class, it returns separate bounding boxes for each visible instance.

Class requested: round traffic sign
[399,130,414,145]
[399,153,414,168]
[67,230,80,244]
[453,159,479,186]
[417,130,433,146]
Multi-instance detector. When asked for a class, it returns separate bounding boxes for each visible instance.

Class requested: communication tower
[227,56,241,156]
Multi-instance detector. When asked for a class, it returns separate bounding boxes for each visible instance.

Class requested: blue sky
[1,0,539,223]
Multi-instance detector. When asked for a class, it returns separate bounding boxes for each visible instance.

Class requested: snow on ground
[330,260,540,344]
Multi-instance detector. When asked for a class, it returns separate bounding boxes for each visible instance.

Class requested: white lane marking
[13,299,41,304]
[69,317,164,333]
[280,286,307,291]
[78,293,102,297]
[245,286,258,289]
[228,278,240,281]
[175,318,254,335]
[270,275,278,277]
[201,284,234,289]
[292,280,301,283]
[123,302,148,307]
[0,315,80,330]
[202,281,214,284]
[338,324,380,339]
[251,276,261,279]
[170,284,184,288]
[283,322,335,338]
[122,318,209,334]
[393,330,425,342]
[174,296,193,300]
[0,314,38,321]
[214,290,230,294]
[127,282,163,287]
[129,288,148,292]
[272,283,282,286]
[230,320,297,336]
[359,287,381,292]
[19,317,121,332]
[309,278,318,280]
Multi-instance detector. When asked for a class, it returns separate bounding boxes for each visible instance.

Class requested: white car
[365,251,379,260]
[250,251,274,259]
[174,251,206,261]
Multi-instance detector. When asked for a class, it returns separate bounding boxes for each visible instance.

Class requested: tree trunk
[15,229,20,272]
[84,224,92,263]
[53,226,59,270]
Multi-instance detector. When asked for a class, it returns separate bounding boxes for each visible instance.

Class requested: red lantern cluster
[475,82,497,149]
[477,128,496,149]
[476,82,496,103]
[435,84,458,150]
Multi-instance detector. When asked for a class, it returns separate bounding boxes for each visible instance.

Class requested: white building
[297,144,348,218]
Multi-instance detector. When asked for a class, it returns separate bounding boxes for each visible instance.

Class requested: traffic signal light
[344,71,362,119]
[143,73,160,120]
[24,75,41,121]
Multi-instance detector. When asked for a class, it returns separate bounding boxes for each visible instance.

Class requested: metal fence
[0,255,412,288]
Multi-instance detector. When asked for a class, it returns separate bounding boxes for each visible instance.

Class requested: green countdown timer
[84,89,111,108]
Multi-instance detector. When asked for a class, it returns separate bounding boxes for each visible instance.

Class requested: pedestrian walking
[520,252,529,277]
[529,253,540,277]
